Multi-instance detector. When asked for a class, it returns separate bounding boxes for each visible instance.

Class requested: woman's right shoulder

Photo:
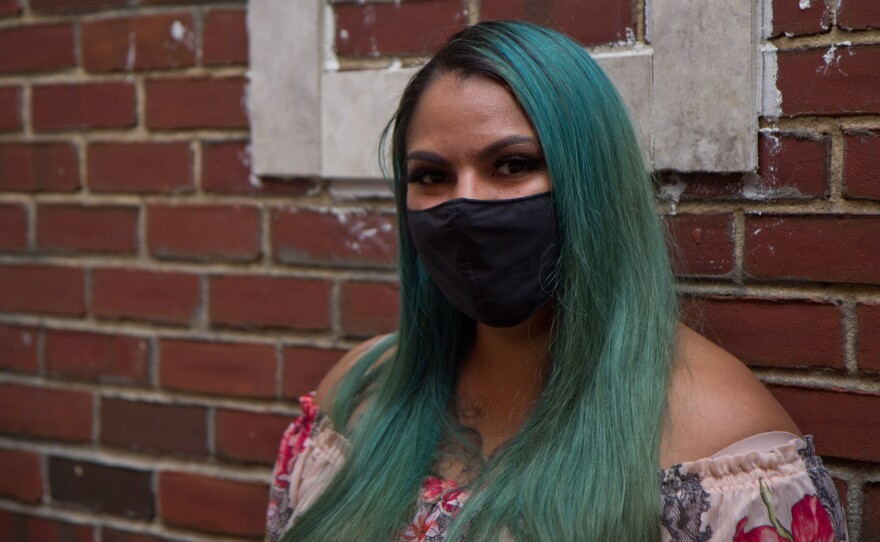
[313,334,394,412]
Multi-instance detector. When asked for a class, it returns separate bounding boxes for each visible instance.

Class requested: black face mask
[406,192,559,328]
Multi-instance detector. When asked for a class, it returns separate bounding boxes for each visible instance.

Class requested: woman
[267,21,846,541]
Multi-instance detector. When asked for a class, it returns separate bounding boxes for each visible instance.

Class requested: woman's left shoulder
[660,324,801,467]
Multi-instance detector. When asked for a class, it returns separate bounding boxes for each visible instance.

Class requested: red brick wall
[0,0,877,540]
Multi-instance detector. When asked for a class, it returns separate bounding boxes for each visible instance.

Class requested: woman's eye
[407,170,447,185]
[494,157,543,176]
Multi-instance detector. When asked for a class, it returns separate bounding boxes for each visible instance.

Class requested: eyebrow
[404,135,540,166]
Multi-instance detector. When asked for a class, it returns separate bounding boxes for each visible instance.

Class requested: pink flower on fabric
[733,494,834,542]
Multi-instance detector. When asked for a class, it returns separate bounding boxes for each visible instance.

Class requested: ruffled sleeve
[659,435,847,542]
[265,393,349,542]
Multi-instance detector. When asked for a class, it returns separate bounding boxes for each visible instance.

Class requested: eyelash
[406,156,545,185]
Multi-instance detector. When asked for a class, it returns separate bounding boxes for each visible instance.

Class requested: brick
[93,268,200,325]
[666,214,734,276]
[202,141,314,196]
[33,82,135,131]
[0,86,20,131]
[272,208,396,267]
[159,339,275,397]
[103,528,173,542]
[148,203,260,261]
[745,215,880,284]
[203,9,247,65]
[0,23,74,73]
[0,202,27,249]
[0,383,91,441]
[334,0,467,56]
[859,304,880,373]
[159,472,267,537]
[838,0,880,30]
[215,409,292,464]
[146,76,247,130]
[769,0,829,37]
[657,172,746,201]
[757,132,829,199]
[0,0,20,16]
[0,142,79,192]
[0,324,38,372]
[770,386,880,462]
[685,297,843,369]
[31,0,126,12]
[37,203,138,253]
[45,329,149,384]
[83,13,195,72]
[777,46,880,116]
[0,449,41,502]
[0,264,84,315]
[210,275,331,331]
[843,129,880,200]
[866,482,880,542]
[88,142,192,194]
[0,511,93,542]
[341,281,400,337]
[49,457,153,519]
[102,398,207,455]
[142,0,240,4]
[481,0,632,46]
[282,346,345,399]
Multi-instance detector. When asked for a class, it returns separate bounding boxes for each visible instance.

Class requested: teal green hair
[283,21,677,541]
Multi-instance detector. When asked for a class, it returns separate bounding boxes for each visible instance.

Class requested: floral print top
[266,394,847,542]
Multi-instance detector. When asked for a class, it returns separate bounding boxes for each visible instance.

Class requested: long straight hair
[283,21,678,541]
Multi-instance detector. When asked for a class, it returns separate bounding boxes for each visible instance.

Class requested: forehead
[406,73,536,152]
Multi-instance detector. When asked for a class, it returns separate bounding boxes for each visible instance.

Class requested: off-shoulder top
[266,394,847,542]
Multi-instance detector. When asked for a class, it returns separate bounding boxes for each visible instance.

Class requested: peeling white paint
[761,43,782,119]
[20,331,32,346]
[170,20,186,42]
[819,42,851,74]
[125,32,136,71]
[799,0,811,10]
[339,28,349,42]
[659,178,686,215]
[248,173,263,189]
[238,145,252,169]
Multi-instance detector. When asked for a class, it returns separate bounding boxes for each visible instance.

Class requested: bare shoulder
[314,334,394,412]
[659,324,800,467]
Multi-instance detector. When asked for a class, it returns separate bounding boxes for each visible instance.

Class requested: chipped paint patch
[169,20,196,52]
[799,0,811,10]
[125,32,137,72]
[659,178,686,215]
[761,43,782,119]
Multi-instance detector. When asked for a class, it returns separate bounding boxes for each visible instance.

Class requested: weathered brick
[146,76,247,130]
[0,0,20,17]
[838,0,880,30]
[481,0,632,46]
[102,398,207,455]
[202,141,314,196]
[0,202,27,250]
[843,129,880,200]
[45,329,149,384]
[341,281,400,338]
[215,409,292,464]
[33,82,135,131]
[745,215,880,284]
[866,482,880,542]
[159,339,275,397]
[334,0,467,56]
[0,511,93,541]
[666,214,734,276]
[0,383,92,441]
[36,203,138,253]
[282,346,345,399]
[31,0,126,12]
[0,142,79,192]
[102,528,173,542]
[684,297,843,369]
[92,268,201,325]
[0,86,20,131]
[769,0,829,37]
[770,386,880,463]
[83,13,195,72]
[148,203,260,261]
[203,9,247,65]
[210,275,331,331]
[159,472,267,537]
[657,172,746,201]
[272,208,396,267]
[0,264,84,315]
[859,304,880,373]
[88,142,192,194]
[0,23,74,73]
[777,45,880,116]
[0,449,42,502]
[0,324,38,372]
[757,132,829,199]
[49,457,153,519]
